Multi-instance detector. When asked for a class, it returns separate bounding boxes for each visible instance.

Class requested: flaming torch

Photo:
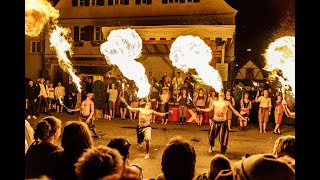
[49,26,82,92]
[25,0,59,37]
[100,28,151,98]
[263,36,295,97]
[169,35,223,93]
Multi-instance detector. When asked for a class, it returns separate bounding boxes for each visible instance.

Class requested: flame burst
[169,35,223,92]
[26,0,82,92]
[49,26,81,92]
[100,28,151,98]
[25,0,59,37]
[263,36,295,97]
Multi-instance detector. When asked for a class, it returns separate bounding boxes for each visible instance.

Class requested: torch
[188,93,198,109]
[58,97,69,111]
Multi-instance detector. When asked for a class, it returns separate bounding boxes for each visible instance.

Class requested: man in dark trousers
[66,78,78,114]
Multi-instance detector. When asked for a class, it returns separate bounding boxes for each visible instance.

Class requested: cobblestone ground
[27,112,295,179]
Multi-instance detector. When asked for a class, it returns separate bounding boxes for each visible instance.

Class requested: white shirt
[55,86,65,99]
[38,83,49,98]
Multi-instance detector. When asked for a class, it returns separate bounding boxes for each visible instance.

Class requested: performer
[67,93,100,138]
[239,93,252,131]
[120,97,171,159]
[160,87,170,124]
[225,89,235,131]
[255,89,272,133]
[273,94,284,134]
[149,85,160,123]
[197,90,246,154]
[177,87,190,125]
[193,88,207,126]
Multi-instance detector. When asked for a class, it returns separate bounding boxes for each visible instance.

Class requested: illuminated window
[187,0,200,2]
[136,0,152,4]
[30,41,41,53]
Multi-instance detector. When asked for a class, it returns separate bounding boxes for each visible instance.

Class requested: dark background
[225,0,295,69]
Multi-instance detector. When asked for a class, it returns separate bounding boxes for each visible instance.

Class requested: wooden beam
[161,56,174,70]
[143,39,215,45]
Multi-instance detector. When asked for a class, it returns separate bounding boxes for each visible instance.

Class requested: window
[162,0,180,3]
[72,0,104,6]
[90,0,105,6]
[187,0,200,2]
[30,41,41,53]
[73,26,86,42]
[162,0,199,3]
[95,27,103,41]
[108,0,129,5]
[80,26,86,41]
[79,0,85,6]
[136,0,152,4]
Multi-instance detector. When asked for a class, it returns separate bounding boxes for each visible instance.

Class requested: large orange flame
[26,0,82,92]
[169,35,223,92]
[100,28,151,98]
[25,0,59,37]
[263,36,295,97]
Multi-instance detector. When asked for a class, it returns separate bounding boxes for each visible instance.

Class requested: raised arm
[176,94,182,102]
[282,100,295,118]
[255,90,260,102]
[120,97,140,113]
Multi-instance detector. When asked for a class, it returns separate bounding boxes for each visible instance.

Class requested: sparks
[169,35,223,92]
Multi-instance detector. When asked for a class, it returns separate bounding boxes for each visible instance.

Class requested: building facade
[25,0,237,89]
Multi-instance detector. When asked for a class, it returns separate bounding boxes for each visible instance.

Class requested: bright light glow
[100,28,151,98]
[263,36,295,97]
[26,0,82,92]
[49,26,82,92]
[169,35,223,92]
[25,0,59,37]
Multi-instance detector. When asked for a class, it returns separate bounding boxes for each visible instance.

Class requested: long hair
[208,154,232,180]
[61,121,93,157]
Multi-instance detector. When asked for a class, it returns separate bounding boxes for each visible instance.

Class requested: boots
[179,117,182,125]
[183,117,186,125]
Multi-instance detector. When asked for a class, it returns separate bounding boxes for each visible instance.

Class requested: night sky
[225,0,295,69]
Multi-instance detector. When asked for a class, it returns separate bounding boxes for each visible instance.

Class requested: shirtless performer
[68,93,100,138]
[197,90,246,154]
[120,97,172,159]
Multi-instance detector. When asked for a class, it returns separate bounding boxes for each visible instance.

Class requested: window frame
[30,40,41,54]
[78,0,85,6]
[94,26,103,41]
